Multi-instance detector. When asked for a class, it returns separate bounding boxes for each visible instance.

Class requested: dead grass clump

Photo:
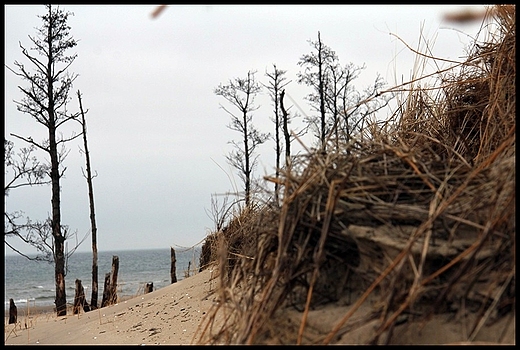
[196,4,515,345]
[396,4,515,167]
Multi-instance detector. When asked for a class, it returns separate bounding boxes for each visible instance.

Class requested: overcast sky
[4,5,487,255]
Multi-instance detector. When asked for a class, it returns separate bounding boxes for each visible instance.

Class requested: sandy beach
[5,262,515,345]
[4,267,220,345]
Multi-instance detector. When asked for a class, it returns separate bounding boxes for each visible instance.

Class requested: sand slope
[4,267,219,345]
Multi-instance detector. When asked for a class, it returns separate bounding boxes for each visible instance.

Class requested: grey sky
[4,5,486,255]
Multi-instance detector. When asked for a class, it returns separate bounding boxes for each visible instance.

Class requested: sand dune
[4,267,219,345]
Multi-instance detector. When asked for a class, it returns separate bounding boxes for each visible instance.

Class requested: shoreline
[4,294,150,319]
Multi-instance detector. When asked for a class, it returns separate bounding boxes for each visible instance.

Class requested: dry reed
[195,5,515,345]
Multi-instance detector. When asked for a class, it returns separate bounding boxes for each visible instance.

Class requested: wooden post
[74,279,90,314]
[101,272,111,307]
[73,279,83,314]
[109,255,119,305]
[100,256,119,307]
[9,298,17,324]
[145,282,153,294]
[171,247,177,284]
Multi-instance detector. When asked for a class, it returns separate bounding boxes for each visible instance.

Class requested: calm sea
[4,247,201,312]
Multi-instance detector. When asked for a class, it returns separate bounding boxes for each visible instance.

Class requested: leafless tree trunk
[77,91,99,310]
[264,65,290,205]
[279,90,291,167]
[171,247,177,284]
[317,32,327,151]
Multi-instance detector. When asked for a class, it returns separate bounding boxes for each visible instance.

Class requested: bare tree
[6,4,81,316]
[325,61,369,150]
[297,31,337,151]
[5,216,53,262]
[324,61,352,150]
[214,70,269,208]
[339,72,391,147]
[4,139,49,254]
[4,140,50,193]
[4,140,88,265]
[4,140,54,260]
[77,90,99,310]
[298,31,392,152]
[263,64,290,205]
[206,193,241,233]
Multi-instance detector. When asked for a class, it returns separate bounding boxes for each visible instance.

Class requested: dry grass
[196,5,515,345]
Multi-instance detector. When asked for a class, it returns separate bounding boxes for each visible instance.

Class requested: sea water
[4,247,201,311]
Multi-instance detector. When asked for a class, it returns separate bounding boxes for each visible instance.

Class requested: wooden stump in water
[171,247,177,284]
[145,282,153,294]
[9,298,17,324]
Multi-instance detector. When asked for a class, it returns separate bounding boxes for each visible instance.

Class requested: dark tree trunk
[317,31,327,151]
[90,264,98,310]
[46,6,67,316]
[280,89,291,167]
[171,247,177,284]
[50,97,67,316]
[273,84,281,206]
[77,91,99,310]
[243,109,251,207]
